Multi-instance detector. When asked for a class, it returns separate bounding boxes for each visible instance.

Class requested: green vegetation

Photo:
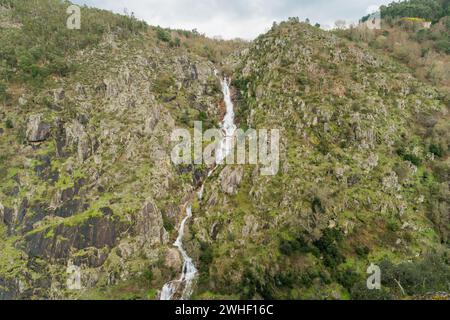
[380,0,449,23]
[0,0,448,301]
[0,0,147,85]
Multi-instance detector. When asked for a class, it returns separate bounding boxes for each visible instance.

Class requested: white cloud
[72,0,392,39]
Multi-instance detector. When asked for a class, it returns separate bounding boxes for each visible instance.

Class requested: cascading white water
[160,77,235,300]
[216,78,237,164]
[160,206,197,300]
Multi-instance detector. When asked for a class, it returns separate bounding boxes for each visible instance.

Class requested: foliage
[380,0,449,22]
[378,253,450,296]
[0,0,147,85]
[313,229,345,269]
[155,26,171,42]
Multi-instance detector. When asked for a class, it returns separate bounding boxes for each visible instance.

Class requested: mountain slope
[0,0,243,299]
[191,20,449,300]
[0,1,448,300]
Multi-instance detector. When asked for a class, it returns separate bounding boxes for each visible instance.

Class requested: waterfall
[160,206,197,300]
[160,76,235,300]
[216,78,237,164]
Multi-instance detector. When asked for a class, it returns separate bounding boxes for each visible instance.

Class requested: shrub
[156,27,172,42]
[169,38,181,48]
[279,235,310,256]
[313,229,345,268]
[199,242,214,274]
[435,39,450,54]
[429,144,444,158]
[379,254,450,296]
[355,245,370,258]
[396,148,422,166]
[336,268,361,291]
[5,119,13,129]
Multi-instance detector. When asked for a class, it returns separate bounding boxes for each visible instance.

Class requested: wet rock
[26,114,51,143]
[210,222,221,240]
[52,178,85,208]
[55,118,67,158]
[54,199,84,218]
[193,168,207,188]
[16,198,28,227]
[100,207,114,216]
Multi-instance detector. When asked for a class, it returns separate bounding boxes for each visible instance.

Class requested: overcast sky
[72,0,393,39]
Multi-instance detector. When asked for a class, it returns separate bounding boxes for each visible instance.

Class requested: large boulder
[164,248,182,272]
[26,114,51,143]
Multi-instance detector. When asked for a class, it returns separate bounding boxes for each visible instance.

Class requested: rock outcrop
[26,114,51,143]
[220,166,244,195]
[135,201,169,246]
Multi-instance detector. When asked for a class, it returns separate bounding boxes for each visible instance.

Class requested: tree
[335,20,347,29]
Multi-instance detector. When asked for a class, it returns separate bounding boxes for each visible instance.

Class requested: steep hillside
[346,0,450,98]
[190,21,449,300]
[0,1,448,301]
[0,0,244,299]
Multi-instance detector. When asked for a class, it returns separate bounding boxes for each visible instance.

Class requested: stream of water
[160,77,236,300]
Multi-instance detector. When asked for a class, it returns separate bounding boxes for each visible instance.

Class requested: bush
[279,235,310,256]
[156,27,172,42]
[169,38,181,48]
[5,119,13,129]
[435,39,450,53]
[379,253,450,296]
[355,245,370,258]
[199,242,213,274]
[336,268,361,291]
[396,148,422,166]
[429,144,444,158]
[313,229,345,268]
